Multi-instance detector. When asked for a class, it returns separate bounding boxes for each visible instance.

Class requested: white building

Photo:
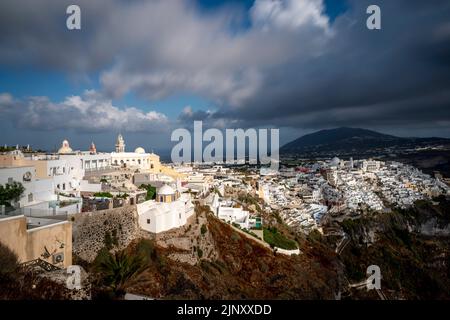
[0,166,53,210]
[111,134,161,172]
[0,165,81,215]
[137,185,194,234]
[217,206,250,229]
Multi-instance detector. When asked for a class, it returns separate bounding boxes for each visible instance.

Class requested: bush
[263,227,298,250]
[200,224,207,235]
[96,250,146,298]
[307,229,323,242]
[140,184,156,201]
[0,242,19,278]
[94,192,113,198]
[93,247,112,268]
[0,181,25,206]
[111,229,119,246]
[197,248,203,258]
[230,232,241,242]
[104,231,113,250]
[135,239,155,264]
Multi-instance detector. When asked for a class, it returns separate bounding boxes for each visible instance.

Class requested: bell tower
[115,134,125,153]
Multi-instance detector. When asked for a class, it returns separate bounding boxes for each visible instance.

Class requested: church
[111,134,161,173]
[136,184,194,234]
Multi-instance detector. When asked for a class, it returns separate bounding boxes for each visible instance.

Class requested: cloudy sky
[1,0,449,157]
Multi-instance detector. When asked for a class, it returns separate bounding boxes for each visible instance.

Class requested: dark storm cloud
[0,0,449,138]
[215,0,450,135]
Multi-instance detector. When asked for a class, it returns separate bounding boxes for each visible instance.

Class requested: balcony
[84,166,116,176]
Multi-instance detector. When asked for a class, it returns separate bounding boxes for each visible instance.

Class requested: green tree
[140,184,156,201]
[0,182,25,207]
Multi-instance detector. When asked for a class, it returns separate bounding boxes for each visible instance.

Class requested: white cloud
[1,91,169,133]
[182,106,194,118]
[0,93,13,104]
[250,0,329,31]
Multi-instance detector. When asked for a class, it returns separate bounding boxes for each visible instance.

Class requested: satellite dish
[23,171,32,182]
[70,179,80,189]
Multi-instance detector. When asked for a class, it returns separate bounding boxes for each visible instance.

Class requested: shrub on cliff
[0,242,19,279]
[263,227,298,250]
[96,250,146,299]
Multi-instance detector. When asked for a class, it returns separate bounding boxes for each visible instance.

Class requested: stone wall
[71,205,143,263]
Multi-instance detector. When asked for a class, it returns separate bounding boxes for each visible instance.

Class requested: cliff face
[72,206,142,263]
[127,212,339,299]
[334,197,450,299]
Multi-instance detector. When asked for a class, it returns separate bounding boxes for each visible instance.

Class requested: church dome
[135,147,146,154]
[330,156,340,166]
[58,139,73,154]
[158,185,175,196]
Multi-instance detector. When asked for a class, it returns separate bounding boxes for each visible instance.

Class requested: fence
[3,207,68,221]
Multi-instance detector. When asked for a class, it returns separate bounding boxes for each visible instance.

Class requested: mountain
[280,127,450,155]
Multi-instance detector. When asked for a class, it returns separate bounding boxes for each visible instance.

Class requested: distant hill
[280,127,450,155]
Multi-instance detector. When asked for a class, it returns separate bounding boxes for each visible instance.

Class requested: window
[179,213,181,219]
[7,177,13,184]
[62,183,65,190]
[28,193,33,203]
[57,184,60,189]
[147,219,150,224]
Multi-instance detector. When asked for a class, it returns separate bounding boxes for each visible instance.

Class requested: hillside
[115,211,339,299]
[280,127,450,155]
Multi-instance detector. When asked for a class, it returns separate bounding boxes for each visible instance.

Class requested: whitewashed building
[137,185,194,234]
[111,134,161,172]
[217,207,250,229]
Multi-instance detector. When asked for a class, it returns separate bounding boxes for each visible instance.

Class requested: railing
[6,207,68,220]
[21,258,61,272]
[84,166,114,173]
